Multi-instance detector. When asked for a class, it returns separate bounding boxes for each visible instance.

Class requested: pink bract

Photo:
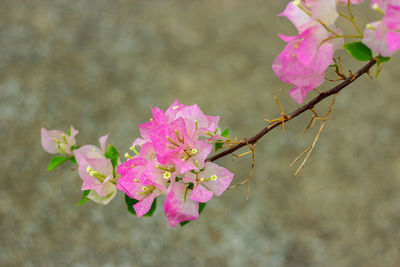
[164,182,199,227]
[41,126,78,155]
[274,0,342,104]
[74,135,116,205]
[184,162,234,203]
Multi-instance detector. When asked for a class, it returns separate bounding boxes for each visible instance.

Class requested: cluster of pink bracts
[273,0,400,104]
[41,0,399,227]
[41,100,233,227]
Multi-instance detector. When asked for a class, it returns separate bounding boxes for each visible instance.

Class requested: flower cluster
[273,0,345,104]
[363,0,400,56]
[41,126,118,205]
[273,0,399,104]
[117,100,234,227]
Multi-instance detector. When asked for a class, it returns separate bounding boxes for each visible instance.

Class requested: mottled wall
[1,1,400,266]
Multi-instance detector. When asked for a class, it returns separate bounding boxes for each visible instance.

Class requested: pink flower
[363,1,400,56]
[274,0,342,104]
[116,143,170,217]
[183,162,234,203]
[164,182,199,227]
[41,126,78,155]
[73,135,116,205]
[117,159,165,217]
[148,117,212,173]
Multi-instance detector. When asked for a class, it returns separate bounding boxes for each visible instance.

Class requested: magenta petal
[164,183,199,227]
[190,184,213,203]
[387,31,400,53]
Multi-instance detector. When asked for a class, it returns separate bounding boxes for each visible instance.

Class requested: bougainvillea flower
[165,99,222,140]
[274,0,342,104]
[117,167,164,217]
[113,99,233,224]
[363,0,400,56]
[183,162,234,203]
[164,182,199,227]
[41,126,78,155]
[74,135,116,205]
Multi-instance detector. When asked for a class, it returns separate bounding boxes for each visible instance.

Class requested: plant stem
[207,59,377,162]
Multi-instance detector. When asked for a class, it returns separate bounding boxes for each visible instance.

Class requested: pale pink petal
[98,135,109,154]
[190,184,213,203]
[132,138,146,147]
[87,189,117,205]
[201,162,234,196]
[279,1,312,31]
[41,128,76,155]
[310,0,338,26]
[164,183,199,227]
[133,191,160,217]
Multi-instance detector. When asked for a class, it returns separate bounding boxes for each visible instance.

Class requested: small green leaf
[179,202,207,227]
[77,190,91,206]
[214,128,230,152]
[344,41,373,61]
[47,156,68,171]
[143,198,157,217]
[376,56,391,63]
[68,156,77,164]
[186,183,194,190]
[67,127,71,136]
[70,145,81,151]
[125,194,157,217]
[125,194,139,215]
[105,144,119,175]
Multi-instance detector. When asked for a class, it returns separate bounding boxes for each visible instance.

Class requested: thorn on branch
[264,96,288,133]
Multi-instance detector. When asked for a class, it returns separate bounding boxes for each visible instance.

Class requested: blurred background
[1,0,400,266]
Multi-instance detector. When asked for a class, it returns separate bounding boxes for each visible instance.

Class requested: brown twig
[228,138,256,199]
[207,59,377,163]
[290,94,337,176]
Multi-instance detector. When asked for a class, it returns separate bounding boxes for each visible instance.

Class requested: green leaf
[68,156,77,164]
[67,127,71,136]
[70,145,81,151]
[376,56,391,63]
[47,156,68,171]
[77,190,91,206]
[125,194,139,215]
[344,41,372,61]
[143,198,157,217]
[105,144,119,175]
[125,194,157,217]
[214,128,230,152]
[179,202,207,227]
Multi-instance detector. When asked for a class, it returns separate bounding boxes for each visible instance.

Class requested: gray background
[1,0,400,266]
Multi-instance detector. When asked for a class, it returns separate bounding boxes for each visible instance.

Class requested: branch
[207,59,377,162]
